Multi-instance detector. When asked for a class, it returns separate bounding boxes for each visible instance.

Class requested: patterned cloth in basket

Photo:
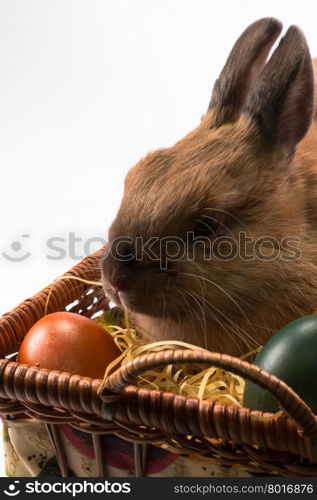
[2,416,251,478]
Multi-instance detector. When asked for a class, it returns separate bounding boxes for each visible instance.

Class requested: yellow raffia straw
[95,318,284,420]
[96,316,284,420]
[240,346,262,360]
[95,315,254,408]
[44,276,103,315]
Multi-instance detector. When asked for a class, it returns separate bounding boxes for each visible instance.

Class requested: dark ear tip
[278,25,311,65]
[252,17,283,35]
[283,25,308,48]
[287,24,304,35]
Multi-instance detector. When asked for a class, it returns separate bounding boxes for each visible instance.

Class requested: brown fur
[101,18,317,356]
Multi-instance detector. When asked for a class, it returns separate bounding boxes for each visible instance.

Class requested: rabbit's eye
[193,217,221,238]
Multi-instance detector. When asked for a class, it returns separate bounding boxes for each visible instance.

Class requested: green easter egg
[243,315,317,414]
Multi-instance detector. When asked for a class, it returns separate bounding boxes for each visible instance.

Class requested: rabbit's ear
[244,26,314,154]
[208,18,282,125]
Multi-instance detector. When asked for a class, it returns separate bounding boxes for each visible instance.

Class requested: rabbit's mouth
[108,289,135,312]
[102,281,123,307]
[102,279,145,313]
[102,277,172,317]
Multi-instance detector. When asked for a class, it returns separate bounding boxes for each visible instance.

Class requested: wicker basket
[1,249,317,478]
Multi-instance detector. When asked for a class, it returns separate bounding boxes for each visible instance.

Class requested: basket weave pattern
[0,249,317,477]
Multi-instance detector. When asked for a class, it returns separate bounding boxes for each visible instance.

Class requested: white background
[0,0,316,477]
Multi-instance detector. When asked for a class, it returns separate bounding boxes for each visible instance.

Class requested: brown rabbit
[101,18,317,356]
